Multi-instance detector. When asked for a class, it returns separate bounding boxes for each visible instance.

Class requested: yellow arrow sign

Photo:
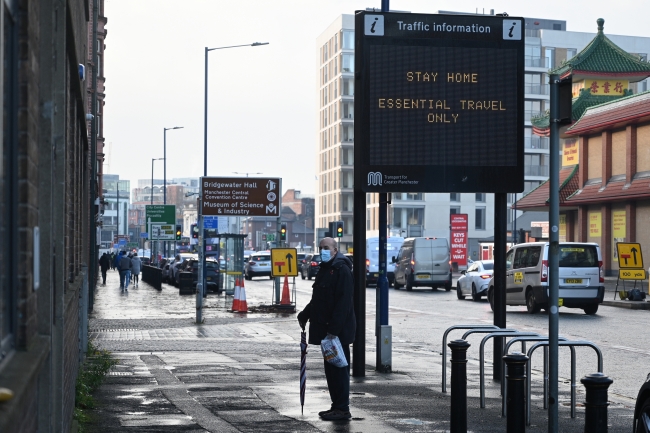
[271,248,298,277]
[616,242,644,269]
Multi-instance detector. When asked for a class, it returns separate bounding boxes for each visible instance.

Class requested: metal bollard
[448,339,470,433]
[581,373,613,433]
[503,352,528,433]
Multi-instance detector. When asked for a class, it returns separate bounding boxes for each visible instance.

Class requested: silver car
[244,252,272,280]
[456,260,494,301]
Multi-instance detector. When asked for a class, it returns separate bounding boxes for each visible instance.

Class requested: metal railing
[142,264,162,290]
[524,136,549,149]
[479,331,541,407]
[524,165,550,176]
[525,84,550,95]
[502,336,569,417]
[441,324,500,393]
[525,56,549,68]
[525,341,603,426]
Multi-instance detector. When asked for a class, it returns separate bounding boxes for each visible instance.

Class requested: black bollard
[448,339,471,433]
[581,373,613,433]
[503,352,528,433]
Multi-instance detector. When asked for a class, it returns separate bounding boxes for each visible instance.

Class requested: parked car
[244,252,272,280]
[487,242,604,315]
[634,373,650,432]
[178,258,223,293]
[141,257,151,266]
[161,259,175,283]
[170,253,197,286]
[456,260,494,301]
[301,254,322,280]
[393,237,452,291]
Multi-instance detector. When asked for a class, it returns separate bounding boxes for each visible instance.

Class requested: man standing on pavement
[99,252,110,286]
[297,237,355,421]
[119,252,133,291]
[131,252,142,286]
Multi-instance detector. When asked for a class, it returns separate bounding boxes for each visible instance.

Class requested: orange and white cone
[281,274,291,305]
[238,278,248,312]
[232,277,241,312]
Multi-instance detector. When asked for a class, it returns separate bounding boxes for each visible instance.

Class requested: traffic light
[175,225,182,241]
[191,223,199,239]
[336,221,344,238]
[280,223,287,241]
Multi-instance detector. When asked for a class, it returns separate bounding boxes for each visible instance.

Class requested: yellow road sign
[271,248,299,277]
[619,269,647,280]
[616,242,644,269]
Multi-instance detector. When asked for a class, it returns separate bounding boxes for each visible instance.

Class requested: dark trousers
[101,269,107,285]
[323,343,351,412]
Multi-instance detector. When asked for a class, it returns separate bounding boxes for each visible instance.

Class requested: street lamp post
[164,126,183,258]
[151,157,164,263]
[197,41,269,325]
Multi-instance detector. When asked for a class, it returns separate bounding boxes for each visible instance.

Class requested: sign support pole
[548,73,561,433]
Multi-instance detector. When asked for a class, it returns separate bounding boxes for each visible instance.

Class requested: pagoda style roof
[514,166,580,211]
[551,19,650,82]
[566,90,650,135]
[531,88,633,135]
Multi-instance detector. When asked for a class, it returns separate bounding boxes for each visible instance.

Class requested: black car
[634,373,650,432]
[300,254,321,280]
[178,258,223,293]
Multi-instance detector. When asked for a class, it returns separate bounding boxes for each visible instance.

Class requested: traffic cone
[232,277,241,312]
[238,278,248,312]
[281,274,291,305]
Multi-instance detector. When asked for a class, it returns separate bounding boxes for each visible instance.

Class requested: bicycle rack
[441,324,500,393]
[479,331,541,408]
[526,340,603,426]
[501,336,569,417]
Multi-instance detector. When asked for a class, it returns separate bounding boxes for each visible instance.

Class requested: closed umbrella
[300,330,307,414]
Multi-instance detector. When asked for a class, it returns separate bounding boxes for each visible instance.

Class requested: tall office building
[316,13,650,258]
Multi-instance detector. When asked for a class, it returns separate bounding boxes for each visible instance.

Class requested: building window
[342,101,354,119]
[391,207,424,229]
[566,48,577,60]
[342,30,354,49]
[475,193,485,202]
[342,53,354,72]
[405,193,422,200]
[342,77,354,96]
[334,32,338,52]
[475,207,486,230]
[450,206,460,215]
[450,193,460,202]
[545,47,555,69]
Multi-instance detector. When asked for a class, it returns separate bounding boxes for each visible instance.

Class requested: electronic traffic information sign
[355,11,524,193]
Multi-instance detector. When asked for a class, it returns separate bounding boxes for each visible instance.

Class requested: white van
[392,237,452,291]
[366,237,404,286]
[487,242,604,315]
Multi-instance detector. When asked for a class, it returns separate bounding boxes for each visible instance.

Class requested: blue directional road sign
[203,216,219,229]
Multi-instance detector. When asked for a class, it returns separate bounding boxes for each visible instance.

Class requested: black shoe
[321,409,351,421]
[318,408,334,417]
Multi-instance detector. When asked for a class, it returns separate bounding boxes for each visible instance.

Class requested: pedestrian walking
[99,252,110,286]
[121,253,133,290]
[297,237,355,421]
[113,251,124,290]
[113,251,121,273]
[131,253,142,286]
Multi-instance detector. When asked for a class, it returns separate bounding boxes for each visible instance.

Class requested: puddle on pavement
[395,418,433,425]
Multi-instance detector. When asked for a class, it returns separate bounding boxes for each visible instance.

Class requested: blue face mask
[320,249,332,262]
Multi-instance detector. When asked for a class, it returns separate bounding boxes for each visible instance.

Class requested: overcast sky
[103,0,650,197]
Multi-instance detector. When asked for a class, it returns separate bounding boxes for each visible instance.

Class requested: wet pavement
[86,269,640,432]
